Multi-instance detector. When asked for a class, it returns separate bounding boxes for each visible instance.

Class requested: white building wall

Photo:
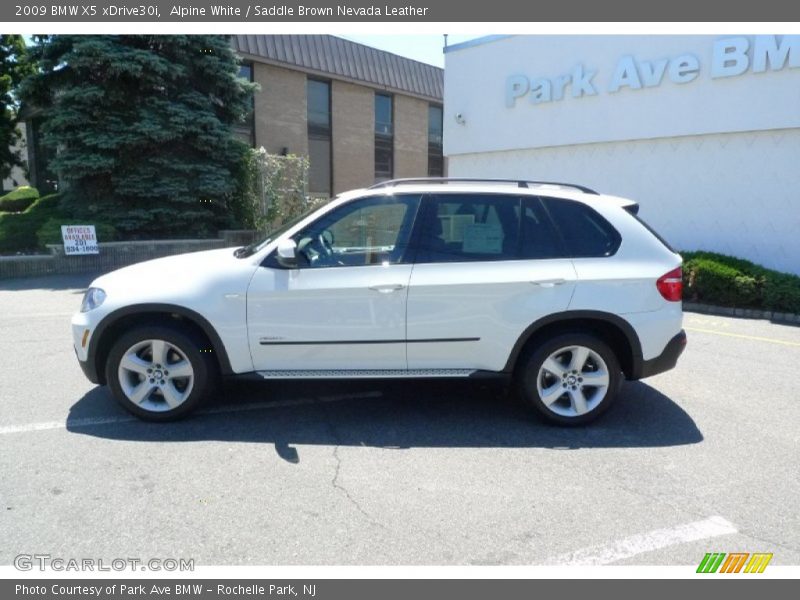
[444,35,800,274]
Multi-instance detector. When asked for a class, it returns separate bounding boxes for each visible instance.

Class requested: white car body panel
[247,263,412,370]
[72,247,259,374]
[406,259,577,371]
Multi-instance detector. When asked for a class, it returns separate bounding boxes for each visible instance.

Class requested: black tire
[516,332,621,426]
[105,324,218,422]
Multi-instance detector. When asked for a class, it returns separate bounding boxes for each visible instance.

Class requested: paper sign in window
[462,223,504,254]
[438,214,475,242]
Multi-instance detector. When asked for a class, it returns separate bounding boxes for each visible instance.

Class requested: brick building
[232,35,445,196]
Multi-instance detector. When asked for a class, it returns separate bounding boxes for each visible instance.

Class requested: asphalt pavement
[1,274,798,566]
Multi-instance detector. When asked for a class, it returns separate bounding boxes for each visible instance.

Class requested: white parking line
[546,516,738,565]
[0,391,382,435]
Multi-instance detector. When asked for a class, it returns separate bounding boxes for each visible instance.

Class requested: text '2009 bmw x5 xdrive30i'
[72,178,686,425]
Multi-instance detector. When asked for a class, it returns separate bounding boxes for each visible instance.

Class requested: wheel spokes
[581,369,610,387]
[150,339,169,366]
[160,382,185,409]
[567,388,589,415]
[536,344,611,419]
[128,381,155,405]
[540,382,566,407]
[568,346,590,372]
[167,359,192,379]
[120,353,150,375]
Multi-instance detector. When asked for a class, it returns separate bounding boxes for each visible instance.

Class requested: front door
[247,194,421,371]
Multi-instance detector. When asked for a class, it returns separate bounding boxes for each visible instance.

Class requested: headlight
[80,287,106,312]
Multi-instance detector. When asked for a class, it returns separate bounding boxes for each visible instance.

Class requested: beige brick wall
[250,60,438,194]
[393,95,429,179]
[252,63,308,157]
[331,81,374,194]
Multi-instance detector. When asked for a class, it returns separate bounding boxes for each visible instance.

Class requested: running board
[256,368,477,379]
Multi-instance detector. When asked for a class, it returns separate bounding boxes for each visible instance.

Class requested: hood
[91,247,256,303]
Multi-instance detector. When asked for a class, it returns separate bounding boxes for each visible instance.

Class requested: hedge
[0,186,40,212]
[682,251,800,314]
[0,194,63,253]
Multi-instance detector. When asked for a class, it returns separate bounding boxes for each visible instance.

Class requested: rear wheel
[105,324,217,421]
[517,332,621,426]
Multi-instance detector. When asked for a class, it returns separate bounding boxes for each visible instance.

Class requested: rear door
[406,193,577,372]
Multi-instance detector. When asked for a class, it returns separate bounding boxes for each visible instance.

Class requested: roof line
[444,35,514,54]
[334,35,445,70]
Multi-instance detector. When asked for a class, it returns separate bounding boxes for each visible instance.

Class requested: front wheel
[105,325,217,421]
[517,333,621,426]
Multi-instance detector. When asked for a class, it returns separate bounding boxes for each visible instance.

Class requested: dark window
[520,198,564,259]
[236,62,255,147]
[427,105,444,177]
[292,195,421,268]
[541,197,621,257]
[307,79,332,195]
[374,94,393,182]
[416,195,521,263]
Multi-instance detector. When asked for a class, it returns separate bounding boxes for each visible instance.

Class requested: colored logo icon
[697,552,773,573]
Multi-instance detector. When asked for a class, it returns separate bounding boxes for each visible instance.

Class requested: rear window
[541,197,621,258]
[631,214,676,253]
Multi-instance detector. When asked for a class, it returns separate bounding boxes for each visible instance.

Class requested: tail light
[657,267,683,302]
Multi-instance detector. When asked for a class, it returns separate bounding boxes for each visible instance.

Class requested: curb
[684,302,800,327]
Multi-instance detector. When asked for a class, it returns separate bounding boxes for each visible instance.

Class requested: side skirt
[255,368,477,379]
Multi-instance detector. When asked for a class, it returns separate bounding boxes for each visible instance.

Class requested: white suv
[72,178,686,425]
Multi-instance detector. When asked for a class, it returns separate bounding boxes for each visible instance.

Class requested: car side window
[415,194,521,263]
[520,198,564,259]
[291,195,421,268]
[541,197,621,257]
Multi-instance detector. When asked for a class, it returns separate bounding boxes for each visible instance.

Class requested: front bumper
[72,311,101,384]
[76,350,101,384]
[638,330,687,379]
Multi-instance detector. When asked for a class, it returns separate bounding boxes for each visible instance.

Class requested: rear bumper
[637,330,687,379]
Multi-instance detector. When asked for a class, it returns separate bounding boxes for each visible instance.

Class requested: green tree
[21,35,256,238]
[0,35,34,184]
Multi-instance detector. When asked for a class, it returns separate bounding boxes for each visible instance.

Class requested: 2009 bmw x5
[72,178,686,425]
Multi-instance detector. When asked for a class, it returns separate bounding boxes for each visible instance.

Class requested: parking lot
[1,274,799,567]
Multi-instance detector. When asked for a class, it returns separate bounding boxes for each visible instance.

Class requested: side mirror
[276,238,298,268]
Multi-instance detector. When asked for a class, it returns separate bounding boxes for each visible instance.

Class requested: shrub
[762,273,800,313]
[36,217,119,247]
[0,194,63,253]
[0,186,40,212]
[682,250,800,313]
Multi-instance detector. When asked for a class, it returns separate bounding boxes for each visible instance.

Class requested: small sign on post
[61,225,99,255]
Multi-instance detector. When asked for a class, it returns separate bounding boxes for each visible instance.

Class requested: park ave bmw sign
[505,35,800,107]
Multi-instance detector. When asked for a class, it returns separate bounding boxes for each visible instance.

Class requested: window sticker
[462,223,504,254]
[438,214,475,242]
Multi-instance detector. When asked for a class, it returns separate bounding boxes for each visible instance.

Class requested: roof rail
[368,177,599,195]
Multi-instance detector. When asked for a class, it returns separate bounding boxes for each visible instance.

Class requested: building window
[307,79,332,196]
[428,105,444,177]
[236,62,255,147]
[374,93,393,182]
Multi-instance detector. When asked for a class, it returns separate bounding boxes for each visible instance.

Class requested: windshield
[234,207,320,259]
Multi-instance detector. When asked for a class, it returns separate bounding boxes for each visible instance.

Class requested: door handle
[530,278,566,288]
[368,283,405,293]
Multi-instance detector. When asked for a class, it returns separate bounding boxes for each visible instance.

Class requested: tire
[517,332,621,426]
[105,324,218,421]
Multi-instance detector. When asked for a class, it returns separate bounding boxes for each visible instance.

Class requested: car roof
[335,181,638,211]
